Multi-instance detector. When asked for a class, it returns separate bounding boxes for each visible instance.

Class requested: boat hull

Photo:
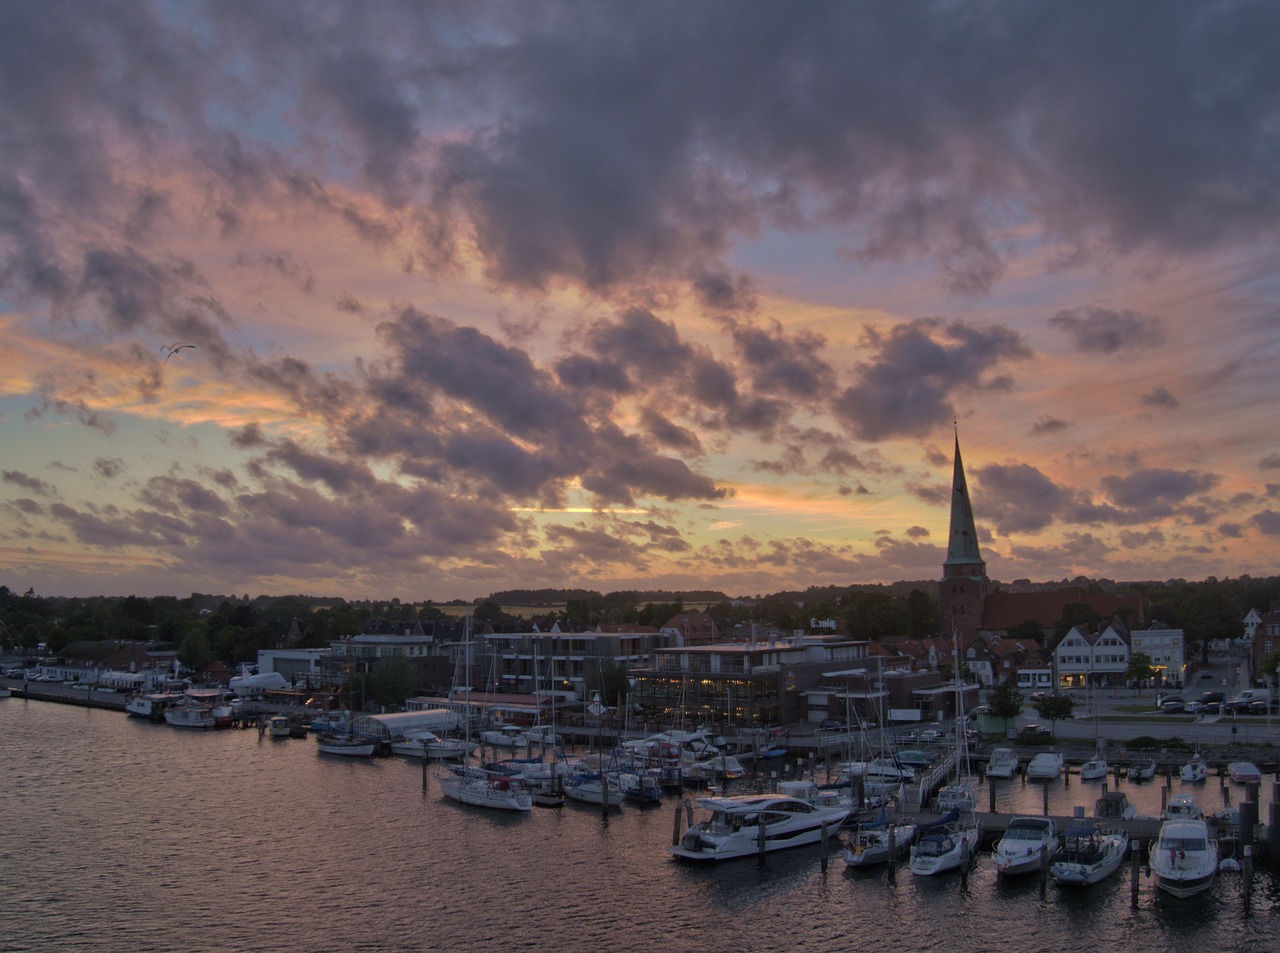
[908,828,978,876]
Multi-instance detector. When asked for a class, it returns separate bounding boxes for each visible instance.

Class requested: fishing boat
[670,793,852,862]
[993,816,1057,876]
[1150,817,1217,898]
[1049,825,1129,887]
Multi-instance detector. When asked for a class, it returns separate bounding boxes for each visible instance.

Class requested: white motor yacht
[670,793,852,862]
[908,810,979,877]
[993,816,1057,876]
[1150,817,1217,898]
[1025,751,1064,781]
[985,747,1020,779]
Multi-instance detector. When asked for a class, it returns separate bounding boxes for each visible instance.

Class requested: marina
[3,695,1280,953]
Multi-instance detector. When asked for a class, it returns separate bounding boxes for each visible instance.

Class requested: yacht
[670,793,852,862]
[993,816,1057,876]
[985,747,1020,779]
[1150,817,1217,898]
[842,811,916,868]
[480,724,529,749]
[1079,749,1108,781]
[1025,751,1064,781]
[315,731,377,757]
[1094,791,1137,821]
[1163,794,1202,821]
[1049,825,1129,887]
[1128,758,1157,782]
[390,730,472,760]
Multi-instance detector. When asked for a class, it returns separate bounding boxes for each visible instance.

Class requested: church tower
[939,432,988,641]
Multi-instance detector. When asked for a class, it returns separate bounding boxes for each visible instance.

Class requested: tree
[365,656,419,709]
[1007,618,1045,643]
[178,628,214,676]
[1032,694,1075,735]
[1125,651,1156,687]
[1052,602,1101,640]
[987,676,1024,733]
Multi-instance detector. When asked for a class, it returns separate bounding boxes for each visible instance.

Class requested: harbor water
[1,699,1277,953]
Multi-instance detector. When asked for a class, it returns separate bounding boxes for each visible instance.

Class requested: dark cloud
[833,319,1030,441]
[1259,453,1280,470]
[1251,510,1280,535]
[727,318,835,403]
[1030,416,1069,436]
[93,457,125,480]
[974,462,1066,534]
[1140,386,1180,411]
[1100,468,1219,510]
[3,470,56,496]
[1048,306,1167,354]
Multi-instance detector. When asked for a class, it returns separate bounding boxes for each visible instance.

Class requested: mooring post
[1042,782,1049,817]
[821,821,829,871]
[672,804,683,846]
[757,818,767,863]
[988,775,996,813]
[1130,838,1140,906]
[887,824,897,883]
[1243,844,1253,911]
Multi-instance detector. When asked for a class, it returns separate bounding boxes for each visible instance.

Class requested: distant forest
[2,573,1276,673]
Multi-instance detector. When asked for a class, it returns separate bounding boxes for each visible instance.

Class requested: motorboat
[617,770,664,805]
[1180,752,1208,783]
[1025,751,1064,781]
[842,809,916,868]
[266,714,292,739]
[836,757,916,795]
[480,724,529,749]
[1094,791,1137,821]
[1049,825,1129,887]
[908,809,978,877]
[1150,817,1217,898]
[1227,761,1261,784]
[438,764,533,812]
[1163,793,1202,821]
[1128,758,1157,782]
[163,695,218,729]
[125,691,182,722]
[935,780,975,813]
[670,793,852,862]
[522,725,565,748]
[985,747,1020,779]
[993,816,1057,876]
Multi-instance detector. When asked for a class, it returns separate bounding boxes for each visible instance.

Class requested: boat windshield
[1158,836,1207,852]
[1005,826,1048,840]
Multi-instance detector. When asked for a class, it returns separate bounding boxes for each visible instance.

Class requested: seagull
[161,343,197,363]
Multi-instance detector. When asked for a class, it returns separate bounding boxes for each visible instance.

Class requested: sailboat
[316,661,375,757]
[934,635,976,813]
[1079,683,1108,780]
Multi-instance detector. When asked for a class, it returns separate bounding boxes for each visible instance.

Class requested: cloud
[1140,386,1180,411]
[3,470,56,496]
[833,318,1031,441]
[1259,453,1280,470]
[1048,306,1167,354]
[1099,468,1219,514]
[973,462,1066,534]
[1030,416,1070,436]
[1251,510,1280,535]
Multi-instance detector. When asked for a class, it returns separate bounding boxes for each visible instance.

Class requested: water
[1,700,1277,953]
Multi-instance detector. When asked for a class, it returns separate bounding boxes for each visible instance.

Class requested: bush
[1126,735,1191,751]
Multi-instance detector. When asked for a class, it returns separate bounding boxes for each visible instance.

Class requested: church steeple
[938,429,988,640]
[943,432,986,577]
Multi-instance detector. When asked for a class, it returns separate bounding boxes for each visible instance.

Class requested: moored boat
[1094,790,1137,821]
[316,731,377,757]
[1049,825,1128,887]
[908,809,978,877]
[438,764,533,812]
[1179,752,1208,783]
[1163,793,1202,821]
[842,809,916,868]
[1150,817,1217,898]
[670,793,852,862]
[1025,751,1064,781]
[1128,758,1157,782]
[480,724,530,749]
[1227,761,1261,784]
[993,816,1057,876]
[266,714,292,739]
[985,747,1020,779]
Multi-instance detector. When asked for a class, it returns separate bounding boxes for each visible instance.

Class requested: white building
[1131,627,1186,687]
[1053,623,1131,688]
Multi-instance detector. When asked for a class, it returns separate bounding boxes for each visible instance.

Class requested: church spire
[944,431,985,576]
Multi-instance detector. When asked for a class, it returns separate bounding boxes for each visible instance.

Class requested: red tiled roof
[981,588,1147,630]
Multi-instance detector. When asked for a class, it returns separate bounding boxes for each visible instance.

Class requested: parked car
[916,728,945,743]
[1199,670,1214,680]
[1160,699,1185,713]
[1183,700,1204,714]
[817,719,848,732]
[1203,701,1221,714]
[1200,691,1224,703]
[1017,724,1052,741]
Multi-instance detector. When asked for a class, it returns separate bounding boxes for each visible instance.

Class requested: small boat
[1227,761,1261,784]
[266,714,292,739]
[1025,751,1064,781]
[565,770,625,807]
[1094,791,1137,821]
[617,770,664,806]
[1128,758,1157,782]
[993,816,1057,876]
[935,780,975,813]
[1150,817,1217,898]
[163,694,218,729]
[670,793,852,862]
[522,724,564,748]
[438,765,533,812]
[1050,825,1129,887]
[125,691,181,722]
[842,809,916,868]
[390,731,472,760]
[1163,793,1202,821]
[1179,752,1208,783]
[480,724,530,749]
[1078,751,1108,781]
[908,809,979,877]
[985,747,1020,779]
[315,731,377,757]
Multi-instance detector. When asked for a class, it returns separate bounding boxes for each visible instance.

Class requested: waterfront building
[1053,621,1132,688]
[1131,626,1186,687]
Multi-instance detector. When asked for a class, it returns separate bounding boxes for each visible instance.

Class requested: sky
[2,1,1280,603]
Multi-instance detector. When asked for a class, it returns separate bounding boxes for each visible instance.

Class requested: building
[1052,622,1131,688]
[629,633,872,728]
[478,623,667,700]
[1131,627,1186,688]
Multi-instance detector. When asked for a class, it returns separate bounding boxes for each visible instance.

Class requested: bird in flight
[161,343,197,363]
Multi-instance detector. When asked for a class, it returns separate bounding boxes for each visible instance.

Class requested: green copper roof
[945,435,985,569]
